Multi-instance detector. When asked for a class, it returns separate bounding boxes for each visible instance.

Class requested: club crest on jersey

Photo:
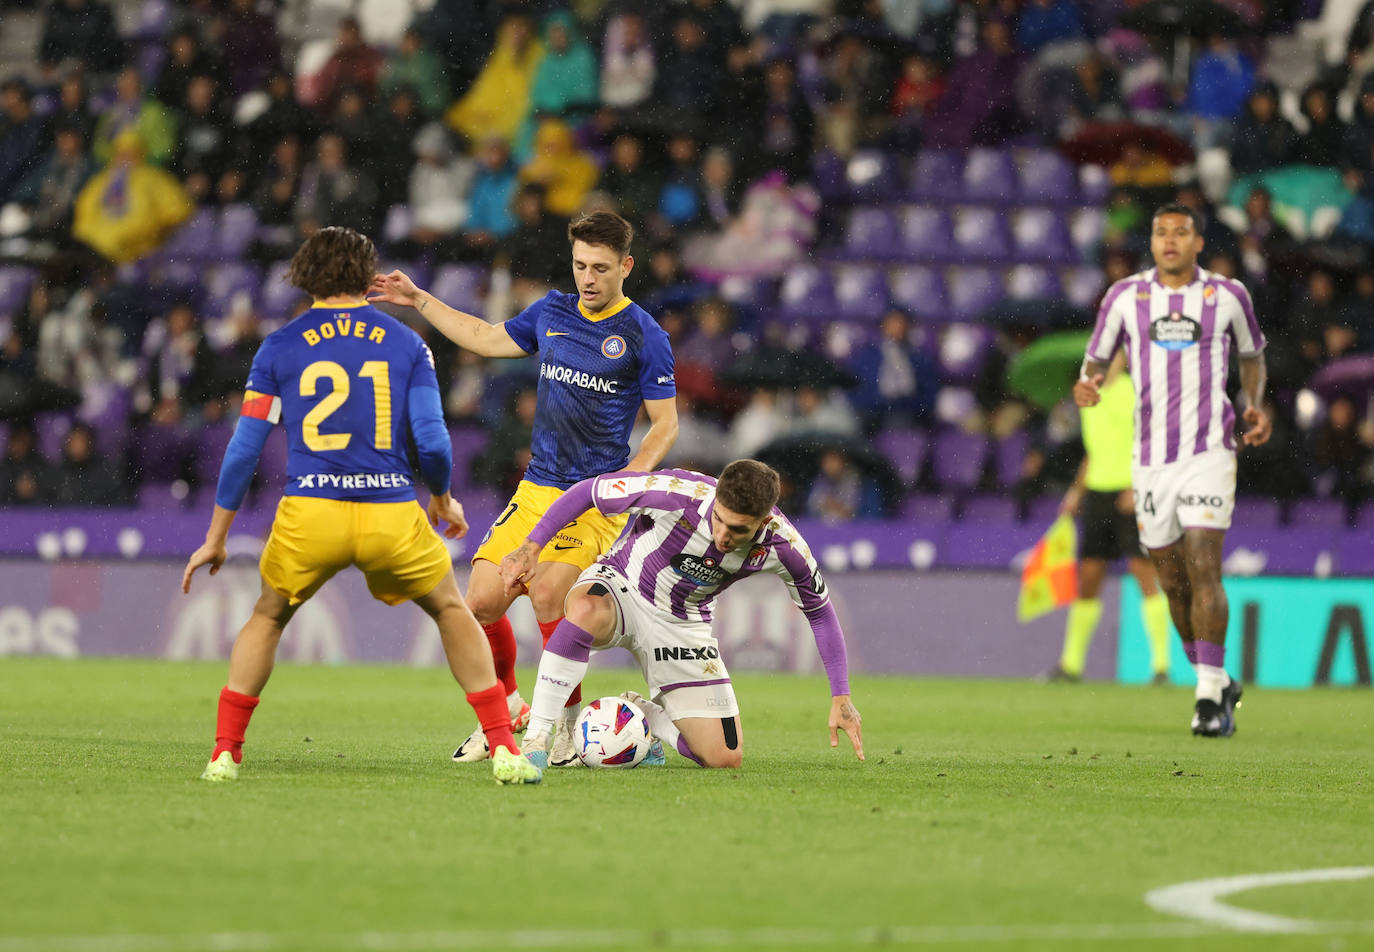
[601,335,627,359]
[1150,312,1201,350]
[745,544,768,568]
[1203,285,1216,301]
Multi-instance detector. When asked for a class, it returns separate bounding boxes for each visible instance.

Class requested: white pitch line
[4,919,1374,952]
[1145,866,1374,933]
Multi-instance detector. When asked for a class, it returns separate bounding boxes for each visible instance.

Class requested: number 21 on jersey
[300,360,392,451]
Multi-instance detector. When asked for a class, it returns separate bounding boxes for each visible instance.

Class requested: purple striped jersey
[1085,266,1266,468]
[591,470,832,624]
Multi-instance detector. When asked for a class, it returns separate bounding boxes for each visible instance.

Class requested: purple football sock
[676,735,704,766]
[1195,640,1226,668]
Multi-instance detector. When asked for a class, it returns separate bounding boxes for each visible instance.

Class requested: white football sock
[526,652,587,738]
[631,694,680,750]
[1195,664,1230,704]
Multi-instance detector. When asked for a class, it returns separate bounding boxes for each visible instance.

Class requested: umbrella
[1006,330,1093,411]
[752,432,903,514]
[718,347,859,391]
[1118,0,1248,38]
[1308,356,1374,407]
[977,299,1090,330]
[1061,121,1195,167]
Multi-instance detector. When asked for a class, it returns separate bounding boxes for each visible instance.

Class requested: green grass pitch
[2,657,1371,952]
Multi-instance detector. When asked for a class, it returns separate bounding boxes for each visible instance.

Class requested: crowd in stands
[2,0,1374,526]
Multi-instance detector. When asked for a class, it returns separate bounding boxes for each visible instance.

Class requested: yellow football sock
[1142,592,1171,675]
[1059,598,1102,677]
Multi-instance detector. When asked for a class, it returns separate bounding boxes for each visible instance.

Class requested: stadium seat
[35,412,73,462]
[1006,264,1062,301]
[130,424,194,483]
[430,264,487,316]
[888,265,950,322]
[257,427,290,488]
[132,0,173,40]
[908,150,964,201]
[1063,266,1106,309]
[833,265,889,320]
[0,265,36,319]
[1287,498,1349,529]
[203,262,262,318]
[946,266,1005,321]
[962,148,1018,204]
[1017,149,1079,204]
[953,207,1013,261]
[937,322,996,383]
[380,261,431,294]
[993,430,1031,489]
[1011,208,1075,263]
[960,495,1018,524]
[449,425,490,490]
[261,260,302,318]
[1230,498,1282,529]
[899,205,955,262]
[900,492,954,521]
[778,263,837,322]
[77,383,133,455]
[811,150,848,202]
[194,422,235,487]
[843,207,901,260]
[1070,207,1108,260]
[873,425,929,488]
[846,149,902,203]
[930,428,991,492]
[1357,500,1374,529]
[382,204,412,248]
[1078,164,1111,204]
[154,209,216,263]
[137,481,191,510]
[214,204,259,259]
[1025,495,1061,527]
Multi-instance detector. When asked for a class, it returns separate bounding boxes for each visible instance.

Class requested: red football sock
[467,683,518,755]
[483,617,519,696]
[539,617,582,708]
[212,687,259,764]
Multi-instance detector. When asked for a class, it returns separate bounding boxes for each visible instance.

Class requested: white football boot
[549,704,584,767]
[452,692,530,763]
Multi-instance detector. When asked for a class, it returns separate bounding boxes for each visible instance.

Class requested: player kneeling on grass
[181,226,540,786]
[499,459,865,769]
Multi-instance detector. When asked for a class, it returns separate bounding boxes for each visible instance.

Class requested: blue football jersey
[243,303,440,502]
[504,292,675,489]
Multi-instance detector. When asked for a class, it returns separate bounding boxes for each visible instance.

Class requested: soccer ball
[573,697,651,768]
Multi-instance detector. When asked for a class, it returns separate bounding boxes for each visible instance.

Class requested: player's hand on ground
[499,541,539,597]
[1241,404,1272,446]
[828,695,865,761]
[427,493,468,539]
[1073,374,1104,407]
[181,541,227,594]
[366,270,421,309]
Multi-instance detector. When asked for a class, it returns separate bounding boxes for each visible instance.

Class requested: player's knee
[701,746,743,769]
[464,587,506,628]
[564,591,614,632]
[526,575,568,619]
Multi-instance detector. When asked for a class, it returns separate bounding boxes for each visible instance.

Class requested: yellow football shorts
[472,479,627,570]
[260,496,452,606]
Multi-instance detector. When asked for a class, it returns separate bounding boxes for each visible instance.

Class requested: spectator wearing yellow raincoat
[73,130,194,264]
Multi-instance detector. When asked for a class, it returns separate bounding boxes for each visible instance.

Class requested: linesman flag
[1017,514,1078,622]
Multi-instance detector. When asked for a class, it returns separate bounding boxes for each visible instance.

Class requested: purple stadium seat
[203,262,262,317]
[900,492,954,521]
[1063,266,1106,310]
[1357,500,1374,529]
[35,412,73,462]
[430,264,487,316]
[0,265,36,318]
[874,426,929,487]
[449,424,490,490]
[889,265,950,322]
[154,209,215,263]
[131,424,193,482]
[779,263,837,321]
[382,204,413,247]
[380,261,431,294]
[908,150,964,201]
[846,149,902,203]
[1017,149,1078,204]
[214,204,259,259]
[900,205,955,262]
[930,428,991,492]
[137,481,191,510]
[960,495,1018,524]
[947,266,1005,320]
[953,207,1013,261]
[194,422,235,487]
[133,0,173,40]
[843,207,900,260]
[1012,208,1074,263]
[962,148,1018,204]
[718,274,778,312]
[261,261,303,318]
[994,429,1031,488]
[1288,498,1348,529]
[1070,207,1108,260]
[811,150,848,202]
[1006,264,1062,301]
[1078,164,1111,203]
[257,427,289,488]
[937,322,996,383]
[77,383,132,454]
[1025,496,1062,527]
[1230,498,1282,529]
[833,265,889,320]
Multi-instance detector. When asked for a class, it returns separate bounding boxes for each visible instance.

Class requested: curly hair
[286,227,378,299]
[715,459,781,518]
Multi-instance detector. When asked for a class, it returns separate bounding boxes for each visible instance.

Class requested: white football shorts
[569,563,740,721]
[1133,447,1237,550]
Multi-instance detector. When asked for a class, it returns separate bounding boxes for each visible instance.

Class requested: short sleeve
[502,293,553,355]
[637,321,676,401]
[1085,280,1131,364]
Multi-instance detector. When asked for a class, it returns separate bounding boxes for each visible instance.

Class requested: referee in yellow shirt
[1048,352,1171,683]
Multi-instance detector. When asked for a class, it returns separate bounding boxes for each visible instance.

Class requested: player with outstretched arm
[368,212,678,768]
[1075,204,1270,737]
[499,459,865,769]
[182,227,541,785]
